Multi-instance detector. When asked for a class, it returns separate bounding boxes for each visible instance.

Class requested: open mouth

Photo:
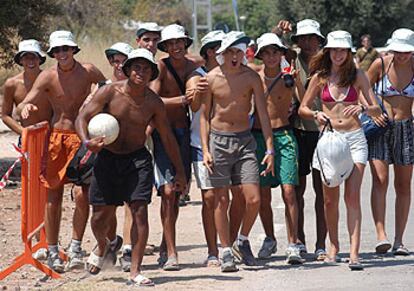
[231,60,238,66]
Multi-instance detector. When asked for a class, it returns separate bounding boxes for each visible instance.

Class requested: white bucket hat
[386,28,414,53]
[216,31,250,55]
[47,30,80,58]
[157,24,193,52]
[14,39,46,66]
[105,42,133,60]
[255,33,287,59]
[291,19,325,43]
[122,48,159,81]
[324,30,353,49]
[136,22,162,38]
[200,30,225,56]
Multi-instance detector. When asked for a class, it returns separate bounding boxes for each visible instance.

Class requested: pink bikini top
[321,83,358,103]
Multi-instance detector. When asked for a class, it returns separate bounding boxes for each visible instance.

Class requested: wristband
[265,149,275,155]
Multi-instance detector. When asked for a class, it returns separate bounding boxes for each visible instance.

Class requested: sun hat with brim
[291,19,325,43]
[200,30,225,56]
[105,42,133,60]
[216,31,250,55]
[324,31,353,49]
[255,33,287,59]
[122,48,159,81]
[14,39,46,66]
[157,24,193,52]
[386,28,414,53]
[136,22,162,38]
[47,30,80,58]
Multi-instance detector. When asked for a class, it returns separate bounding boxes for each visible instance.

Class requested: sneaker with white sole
[33,248,48,261]
[286,244,304,265]
[48,252,65,273]
[66,248,84,270]
[119,249,132,272]
[221,249,238,272]
[258,237,277,259]
[296,243,307,255]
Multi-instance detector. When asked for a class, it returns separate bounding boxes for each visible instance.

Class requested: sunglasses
[51,46,71,54]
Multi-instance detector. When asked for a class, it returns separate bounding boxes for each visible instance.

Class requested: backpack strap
[163,58,186,95]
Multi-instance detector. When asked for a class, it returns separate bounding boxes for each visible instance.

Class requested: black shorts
[89,148,154,206]
[293,128,319,177]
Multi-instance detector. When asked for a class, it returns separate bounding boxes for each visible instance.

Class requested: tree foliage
[0,0,60,67]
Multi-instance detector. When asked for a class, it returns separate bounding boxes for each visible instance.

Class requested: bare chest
[47,72,91,107]
[212,76,252,106]
[107,97,153,129]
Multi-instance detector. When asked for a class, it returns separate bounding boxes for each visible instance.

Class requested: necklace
[264,72,282,81]
[58,61,77,73]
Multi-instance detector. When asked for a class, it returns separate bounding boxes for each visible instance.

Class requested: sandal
[108,235,123,265]
[323,255,341,265]
[163,256,180,271]
[205,255,221,267]
[349,260,364,271]
[375,240,391,254]
[393,244,410,256]
[128,274,155,287]
[86,240,110,275]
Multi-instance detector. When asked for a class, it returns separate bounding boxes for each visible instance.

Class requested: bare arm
[252,73,274,176]
[1,79,23,134]
[187,74,209,112]
[299,74,329,123]
[17,71,48,119]
[152,99,186,191]
[86,63,106,84]
[200,75,213,172]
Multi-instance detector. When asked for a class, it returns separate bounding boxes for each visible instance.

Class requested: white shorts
[313,127,368,169]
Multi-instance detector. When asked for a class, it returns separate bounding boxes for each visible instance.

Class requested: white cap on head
[255,33,287,59]
[386,28,414,53]
[215,31,250,66]
[324,30,353,49]
[136,22,162,38]
[157,24,193,52]
[14,39,46,66]
[122,48,159,81]
[105,42,133,59]
[200,30,225,55]
[47,30,80,58]
[291,19,325,42]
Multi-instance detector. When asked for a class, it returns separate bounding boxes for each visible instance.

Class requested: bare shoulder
[186,58,199,73]
[80,62,101,74]
[243,65,261,81]
[4,72,23,89]
[146,87,162,105]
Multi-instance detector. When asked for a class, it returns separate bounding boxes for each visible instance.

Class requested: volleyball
[87,113,120,145]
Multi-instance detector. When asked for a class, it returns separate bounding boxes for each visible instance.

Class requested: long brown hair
[309,48,357,87]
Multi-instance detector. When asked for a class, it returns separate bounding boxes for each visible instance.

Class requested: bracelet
[265,149,275,155]
[82,139,90,147]
[313,110,319,119]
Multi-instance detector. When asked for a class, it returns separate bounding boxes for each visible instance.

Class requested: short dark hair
[360,34,371,42]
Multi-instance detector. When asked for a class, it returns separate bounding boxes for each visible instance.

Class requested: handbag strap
[375,56,389,115]
[163,58,186,95]
[316,119,332,186]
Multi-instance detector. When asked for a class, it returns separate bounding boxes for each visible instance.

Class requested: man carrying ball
[75,48,186,286]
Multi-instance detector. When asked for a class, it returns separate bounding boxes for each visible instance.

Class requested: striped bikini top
[376,59,414,98]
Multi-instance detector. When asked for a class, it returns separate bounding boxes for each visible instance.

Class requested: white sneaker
[257,237,277,259]
[66,248,84,270]
[286,244,304,265]
[33,248,48,261]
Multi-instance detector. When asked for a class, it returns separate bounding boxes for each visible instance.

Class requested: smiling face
[127,58,153,86]
[222,47,245,69]
[260,45,283,69]
[109,53,128,80]
[329,48,350,67]
[137,32,161,55]
[393,51,413,64]
[52,45,75,67]
[20,53,41,71]
[164,38,187,60]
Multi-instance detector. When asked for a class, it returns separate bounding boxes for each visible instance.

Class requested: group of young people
[2,18,413,286]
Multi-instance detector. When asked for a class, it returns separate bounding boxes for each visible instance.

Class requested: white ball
[87,113,120,145]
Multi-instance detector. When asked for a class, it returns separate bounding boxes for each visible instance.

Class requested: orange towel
[40,128,81,189]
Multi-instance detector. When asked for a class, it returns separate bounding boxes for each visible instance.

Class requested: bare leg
[214,187,231,248]
[281,184,299,244]
[123,203,133,245]
[312,169,327,250]
[229,186,244,243]
[239,183,260,237]
[393,164,413,244]
[344,164,364,263]
[129,201,149,279]
[160,184,179,257]
[45,186,64,245]
[323,185,340,259]
[201,189,218,257]
[295,175,306,244]
[72,185,90,241]
[259,186,276,240]
[369,160,389,241]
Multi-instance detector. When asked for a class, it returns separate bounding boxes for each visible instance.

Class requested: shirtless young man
[150,23,198,270]
[19,31,106,272]
[252,33,305,264]
[200,31,274,271]
[2,40,51,136]
[75,48,186,286]
[117,24,162,272]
